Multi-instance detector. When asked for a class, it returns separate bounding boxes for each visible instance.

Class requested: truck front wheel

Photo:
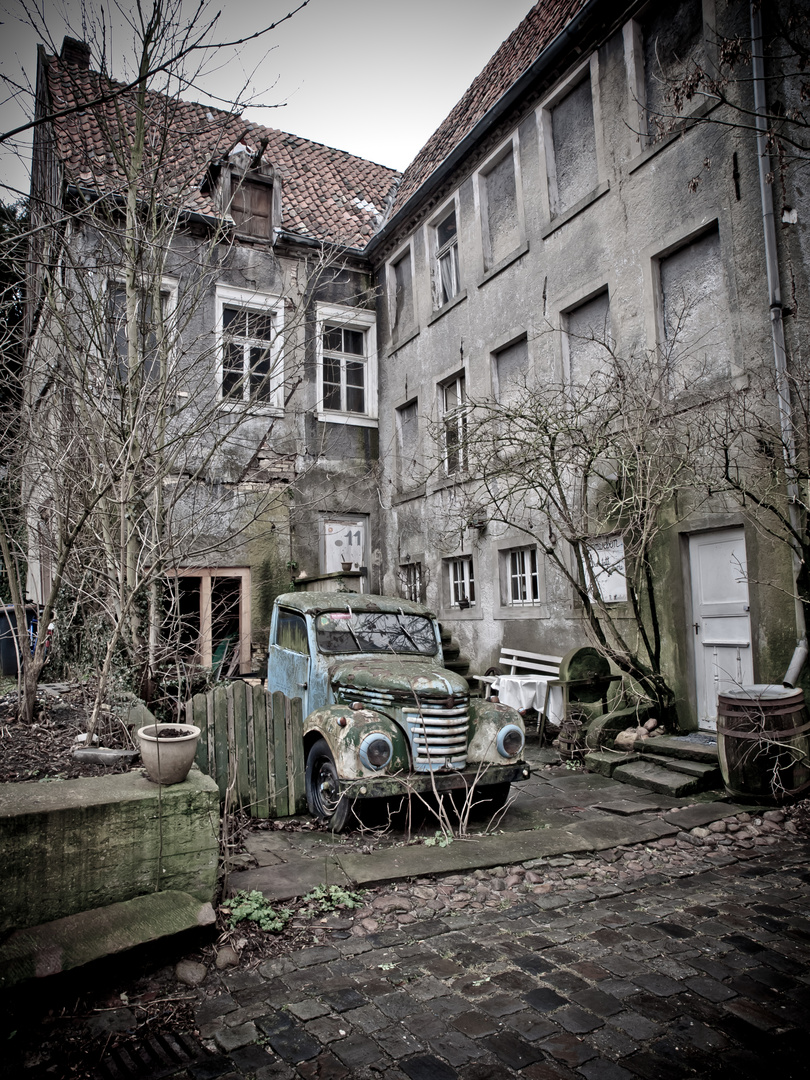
[305,739,351,832]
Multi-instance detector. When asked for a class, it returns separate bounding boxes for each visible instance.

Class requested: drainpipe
[750,4,808,686]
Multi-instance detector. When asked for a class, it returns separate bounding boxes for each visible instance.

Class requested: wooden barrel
[717,685,810,803]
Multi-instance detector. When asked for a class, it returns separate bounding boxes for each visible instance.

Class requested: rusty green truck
[267,592,530,830]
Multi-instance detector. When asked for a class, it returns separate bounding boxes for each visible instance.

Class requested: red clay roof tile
[45,53,400,250]
[390,0,587,216]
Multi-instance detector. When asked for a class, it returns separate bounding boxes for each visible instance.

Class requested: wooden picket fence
[186,681,306,818]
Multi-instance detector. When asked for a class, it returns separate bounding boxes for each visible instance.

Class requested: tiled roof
[391,0,588,216]
[44,53,400,250]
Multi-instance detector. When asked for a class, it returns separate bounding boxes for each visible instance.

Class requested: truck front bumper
[335,761,531,799]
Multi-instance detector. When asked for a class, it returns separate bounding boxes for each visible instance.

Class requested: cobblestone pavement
[166,830,810,1080]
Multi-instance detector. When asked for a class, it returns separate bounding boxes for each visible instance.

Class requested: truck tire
[305,739,351,832]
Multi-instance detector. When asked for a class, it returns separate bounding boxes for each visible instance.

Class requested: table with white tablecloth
[491,674,564,729]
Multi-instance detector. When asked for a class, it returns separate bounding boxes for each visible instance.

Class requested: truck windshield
[315,611,439,656]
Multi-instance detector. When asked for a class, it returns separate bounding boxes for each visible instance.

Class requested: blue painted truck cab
[267,592,530,830]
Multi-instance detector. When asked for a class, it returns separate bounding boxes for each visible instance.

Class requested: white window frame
[106,275,179,385]
[428,197,461,310]
[215,284,284,413]
[315,303,377,427]
[503,546,542,606]
[448,555,475,609]
[439,371,468,475]
[536,54,604,222]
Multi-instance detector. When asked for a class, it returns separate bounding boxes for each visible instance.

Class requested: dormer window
[230,174,273,238]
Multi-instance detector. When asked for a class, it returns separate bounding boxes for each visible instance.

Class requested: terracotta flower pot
[137,723,201,785]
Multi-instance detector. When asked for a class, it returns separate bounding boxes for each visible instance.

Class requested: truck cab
[268,592,530,830]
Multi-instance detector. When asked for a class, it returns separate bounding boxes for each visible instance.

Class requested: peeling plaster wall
[372,6,810,727]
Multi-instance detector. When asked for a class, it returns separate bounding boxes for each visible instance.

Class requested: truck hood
[328,656,469,698]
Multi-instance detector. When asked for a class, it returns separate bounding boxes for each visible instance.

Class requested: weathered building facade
[25,0,810,728]
[367,0,809,730]
[26,39,398,675]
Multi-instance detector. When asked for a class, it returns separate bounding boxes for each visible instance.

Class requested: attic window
[230,174,272,238]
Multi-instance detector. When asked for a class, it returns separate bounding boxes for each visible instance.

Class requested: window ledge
[428,289,467,326]
[541,181,610,239]
[392,484,426,505]
[477,240,529,289]
[442,606,482,621]
[218,401,284,417]
[628,100,719,176]
[316,411,378,429]
[387,325,420,356]
[494,604,551,621]
[429,473,470,495]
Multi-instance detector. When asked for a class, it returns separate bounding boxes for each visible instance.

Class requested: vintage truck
[267,592,531,830]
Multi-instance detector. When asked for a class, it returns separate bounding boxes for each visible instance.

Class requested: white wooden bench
[474,648,564,739]
[475,648,563,698]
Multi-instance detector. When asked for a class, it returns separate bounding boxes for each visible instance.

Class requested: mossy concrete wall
[0,769,219,934]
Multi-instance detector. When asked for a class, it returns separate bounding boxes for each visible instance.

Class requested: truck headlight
[497,725,524,758]
[359,733,393,770]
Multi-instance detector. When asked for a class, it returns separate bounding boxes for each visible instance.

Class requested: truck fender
[303,705,411,778]
[466,699,526,764]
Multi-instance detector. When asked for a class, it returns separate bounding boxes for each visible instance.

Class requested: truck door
[268,608,311,716]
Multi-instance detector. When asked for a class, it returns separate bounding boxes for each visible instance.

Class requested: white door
[689,528,754,729]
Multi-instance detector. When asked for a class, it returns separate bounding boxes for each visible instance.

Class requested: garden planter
[137,724,201,785]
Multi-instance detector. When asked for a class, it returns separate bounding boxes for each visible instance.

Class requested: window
[399,561,424,603]
[641,0,704,142]
[109,281,175,386]
[565,291,611,385]
[217,286,283,409]
[316,305,377,424]
[440,373,467,475]
[658,227,730,386]
[493,337,529,403]
[389,246,415,340]
[504,547,542,605]
[230,175,273,238]
[275,609,309,654]
[479,141,523,271]
[395,399,419,488]
[448,556,475,608]
[547,76,598,215]
[433,208,460,307]
[163,568,250,673]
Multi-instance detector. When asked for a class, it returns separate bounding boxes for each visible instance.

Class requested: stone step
[612,759,701,797]
[642,754,720,781]
[635,734,718,765]
[0,891,215,988]
[584,751,640,778]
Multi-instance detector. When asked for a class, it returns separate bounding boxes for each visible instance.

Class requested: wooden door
[689,528,753,729]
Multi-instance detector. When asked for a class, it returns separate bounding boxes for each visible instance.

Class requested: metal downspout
[750,4,808,685]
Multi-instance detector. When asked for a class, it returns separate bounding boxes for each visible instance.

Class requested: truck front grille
[335,687,469,771]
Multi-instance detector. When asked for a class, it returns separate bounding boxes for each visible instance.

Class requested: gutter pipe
[750,3,808,685]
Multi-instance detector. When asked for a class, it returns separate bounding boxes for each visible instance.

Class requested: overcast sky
[0,0,534,200]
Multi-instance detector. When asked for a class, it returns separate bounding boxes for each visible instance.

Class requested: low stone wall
[0,769,219,934]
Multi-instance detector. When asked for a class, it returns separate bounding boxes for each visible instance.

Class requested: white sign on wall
[586,534,627,603]
[323,518,366,574]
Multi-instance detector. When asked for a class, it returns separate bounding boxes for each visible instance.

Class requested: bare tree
[437,330,717,723]
[1,1,381,728]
